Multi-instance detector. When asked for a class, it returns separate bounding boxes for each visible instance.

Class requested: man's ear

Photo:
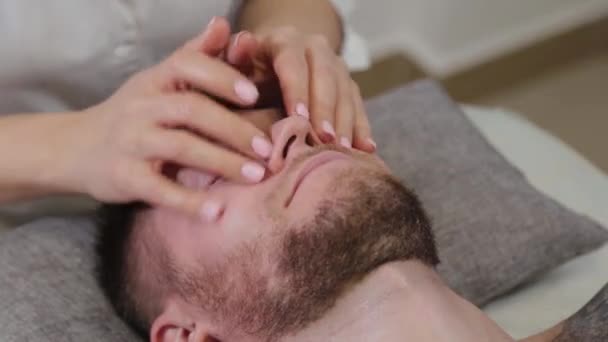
[150,299,215,342]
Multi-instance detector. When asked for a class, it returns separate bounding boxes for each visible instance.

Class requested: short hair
[95,202,153,337]
[96,175,439,340]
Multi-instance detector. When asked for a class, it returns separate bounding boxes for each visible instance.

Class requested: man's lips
[284,151,350,207]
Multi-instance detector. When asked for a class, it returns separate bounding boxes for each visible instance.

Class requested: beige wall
[348,0,608,76]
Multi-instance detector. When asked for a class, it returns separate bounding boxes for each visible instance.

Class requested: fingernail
[252,136,273,159]
[340,137,352,148]
[207,16,217,29]
[233,31,245,48]
[241,162,266,183]
[200,201,223,223]
[322,120,336,141]
[295,103,310,119]
[367,138,377,150]
[234,80,259,104]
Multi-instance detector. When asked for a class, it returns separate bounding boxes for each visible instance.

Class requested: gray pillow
[0,216,139,341]
[0,79,606,340]
[368,80,608,305]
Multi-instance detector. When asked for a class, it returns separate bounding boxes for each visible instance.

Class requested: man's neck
[287,260,514,342]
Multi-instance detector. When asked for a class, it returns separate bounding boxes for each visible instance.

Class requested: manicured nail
[241,162,266,183]
[207,16,217,29]
[295,103,310,119]
[233,31,245,48]
[201,201,223,223]
[234,80,259,104]
[340,137,352,148]
[252,136,273,159]
[367,138,377,150]
[321,120,336,141]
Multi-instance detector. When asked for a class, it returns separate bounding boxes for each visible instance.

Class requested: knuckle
[163,52,185,75]
[164,136,189,160]
[315,59,337,78]
[111,162,132,186]
[166,96,194,121]
[272,26,297,43]
[275,66,300,87]
[308,34,331,50]
[124,99,146,117]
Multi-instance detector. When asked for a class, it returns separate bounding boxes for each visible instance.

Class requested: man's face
[139,115,436,340]
[147,115,389,271]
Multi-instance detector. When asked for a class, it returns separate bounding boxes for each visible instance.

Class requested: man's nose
[268,116,312,173]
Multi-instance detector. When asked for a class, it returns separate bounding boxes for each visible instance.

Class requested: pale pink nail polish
[252,136,273,159]
[207,16,217,29]
[201,201,223,222]
[233,32,245,48]
[295,103,310,119]
[234,80,259,104]
[340,137,352,148]
[322,120,336,139]
[241,162,266,183]
[367,138,377,150]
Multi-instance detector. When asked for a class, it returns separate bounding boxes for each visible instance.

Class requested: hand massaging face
[100,114,442,341]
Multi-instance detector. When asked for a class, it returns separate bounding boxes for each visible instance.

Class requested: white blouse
[0,0,244,114]
[0,0,360,226]
[0,1,360,116]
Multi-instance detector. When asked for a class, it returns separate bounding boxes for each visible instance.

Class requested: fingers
[153,93,273,161]
[259,28,311,119]
[162,49,259,106]
[273,48,310,118]
[307,38,339,143]
[133,164,202,215]
[351,81,376,153]
[131,165,223,222]
[184,16,231,56]
[226,31,258,76]
[141,129,267,185]
[334,63,356,149]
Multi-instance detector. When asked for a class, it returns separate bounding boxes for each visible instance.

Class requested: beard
[169,169,438,341]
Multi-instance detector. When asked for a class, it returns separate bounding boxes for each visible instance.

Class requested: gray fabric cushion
[0,217,140,341]
[368,80,608,305]
[0,79,606,340]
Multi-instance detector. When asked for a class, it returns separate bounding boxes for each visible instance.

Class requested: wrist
[38,111,92,196]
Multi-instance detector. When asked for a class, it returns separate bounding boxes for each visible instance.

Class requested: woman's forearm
[236,0,343,51]
[0,112,82,203]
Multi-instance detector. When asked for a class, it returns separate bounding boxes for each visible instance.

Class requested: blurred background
[338,0,608,173]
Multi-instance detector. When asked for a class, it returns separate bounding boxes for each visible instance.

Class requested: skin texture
[235,1,376,152]
[0,3,371,221]
[100,110,603,341]
[0,23,270,217]
[107,114,512,342]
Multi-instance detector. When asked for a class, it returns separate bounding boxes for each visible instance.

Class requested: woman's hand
[63,28,274,221]
[223,21,376,153]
